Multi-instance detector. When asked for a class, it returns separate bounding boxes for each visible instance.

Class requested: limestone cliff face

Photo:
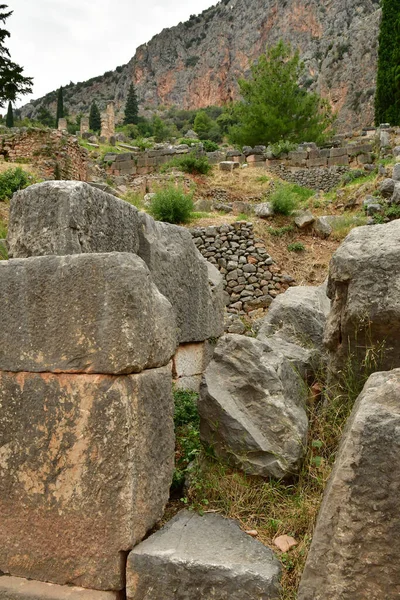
[22,0,381,131]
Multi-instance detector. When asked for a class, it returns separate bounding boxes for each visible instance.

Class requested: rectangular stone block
[0,253,177,374]
[0,366,175,591]
[308,149,321,159]
[307,158,328,167]
[330,147,348,157]
[246,154,264,163]
[347,143,373,157]
[288,159,306,167]
[172,342,214,391]
[8,181,141,259]
[328,155,349,167]
[248,161,266,168]
[288,151,307,161]
[0,576,121,600]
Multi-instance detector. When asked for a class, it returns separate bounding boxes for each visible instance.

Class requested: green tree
[5,100,13,127]
[193,110,213,139]
[124,83,139,125]
[89,101,101,133]
[152,116,170,142]
[56,87,64,127]
[229,41,333,147]
[36,106,55,128]
[0,5,32,107]
[375,0,400,125]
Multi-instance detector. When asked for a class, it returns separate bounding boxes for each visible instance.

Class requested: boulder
[293,209,315,229]
[0,365,174,590]
[0,253,177,374]
[219,161,240,172]
[0,576,120,600]
[392,162,400,181]
[199,334,308,479]
[126,510,281,600]
[325,220,400,379]
[313,216,332,238]
[391,181,400,204]
[7,181,141,258]
[379,177,395,197]
[254,202,274,218]
[137,212,224,343]
[298,369,400,600]
[7,181,223,345]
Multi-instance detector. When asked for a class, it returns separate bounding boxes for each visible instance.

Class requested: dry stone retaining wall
[190,222,295,315]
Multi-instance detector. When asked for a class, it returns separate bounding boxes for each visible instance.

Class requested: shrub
[269,140,297,157]
[149,185,194,224]
[288,241,305,252]
[179,138,201,146]
[161,153,212,175]
[0,167,35,201]
[173,389,201,489]
[270,184,299,215]
[202,139,219,152]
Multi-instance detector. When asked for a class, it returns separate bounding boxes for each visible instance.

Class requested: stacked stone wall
[190,222,295,315]
[0,128,88,181]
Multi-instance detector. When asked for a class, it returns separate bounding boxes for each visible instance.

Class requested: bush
[0,167,35,201]
[269,140,297,157]
[179,137,201,146]
[202,139,219,152]
[288,241,305,252]
[149,185,194,224]
[270,184,300,215]
[161,153,212,175]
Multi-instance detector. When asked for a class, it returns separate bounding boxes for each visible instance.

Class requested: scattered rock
[219,161,240,172]
[379,178,395,197]
[313,216,332,238]
[254,202,274,218]
[199,334,308,479]
[126,510,282,600]
[143,192,156,206]
[298,369,400,600]
[274,536,298,553]
[393,163,400,181]
[293,209,315,229]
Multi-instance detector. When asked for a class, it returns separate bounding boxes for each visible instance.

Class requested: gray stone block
[298,369,400,599]
[0,576,120,600]
[0,253,177,374]
[7,181,141,258]
[126,510,281,600]
[0,365,174,590]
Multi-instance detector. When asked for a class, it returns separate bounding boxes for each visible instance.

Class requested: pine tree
[0,5,32,107]
[89,101,101,132]
[375,0,400,125]
[229,41,333,146]
[124,83,139,125]
[5,100,13,127]
[56,87,64,127]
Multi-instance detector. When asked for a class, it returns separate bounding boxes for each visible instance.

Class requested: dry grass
[204,166,275,197]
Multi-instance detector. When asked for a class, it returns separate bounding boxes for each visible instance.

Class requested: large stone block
[0,366,174,590]
[126,510,281,600]
[7,181,141,258]
[325,220,400,378]
[137,212,224,343]
[298,369,400,599]
[199,334,308,479]
[0,576,121,600]
[0,253,177,374]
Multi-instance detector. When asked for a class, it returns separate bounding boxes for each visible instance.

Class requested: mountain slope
[22,0,381,131]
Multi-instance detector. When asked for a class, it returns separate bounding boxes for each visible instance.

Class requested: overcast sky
[9,0,217,107]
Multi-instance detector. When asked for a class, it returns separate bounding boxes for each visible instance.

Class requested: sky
[9,0,217,107]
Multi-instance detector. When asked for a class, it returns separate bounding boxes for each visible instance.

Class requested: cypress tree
[5,100,13,127]
[56,86,64,127]
[375,0,400,125]
[124,83,139,125]
[89,101,101,132]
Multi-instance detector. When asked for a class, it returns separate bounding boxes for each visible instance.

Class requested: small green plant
[256,175,270,184]
[236,213,249,221]
[0,219,7,260]
[202,139,219,152]
[149,184,194,224]
[123,190,144,210]
[173,389,201,490]
[268,224,294,237]
[269,182,314,216]
[179,138,201,146]
[287,241,305,252]
[0,167,35,201]
[269,140,297,157]
[161,153,212,175]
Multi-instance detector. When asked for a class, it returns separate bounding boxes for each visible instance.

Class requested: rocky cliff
[22,0,381,131]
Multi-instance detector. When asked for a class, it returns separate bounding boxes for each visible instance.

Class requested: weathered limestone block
[328,155,349,166]
[325,220,400,378]
[172,341,215,391]
[0,576,121,600]
[7,181,141,258]
[0,365,174,590]
[126,510,281,600]
[298,369,400,600]
[0,253,177,374]
[293,209,315,228]
[137,212,224,343]
[199,334,308,479]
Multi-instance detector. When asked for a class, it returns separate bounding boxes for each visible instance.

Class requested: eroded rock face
[199,334,308,479]
[0,576,122,600]
[325,220,400,379]
[0,366,174,591]
[7,181,224,345]
[0,253,177,374]
[298,369,400,600]
[126,510,281,600]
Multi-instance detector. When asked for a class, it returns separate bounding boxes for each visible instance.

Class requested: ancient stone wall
[190,222,295,316]
[0,128,88,181]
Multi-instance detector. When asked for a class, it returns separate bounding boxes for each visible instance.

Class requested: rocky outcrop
[21,0,380,131]
[199,334,308,479]
[298,369,400,599]
[325,220,400,381]
[126,510,281,600]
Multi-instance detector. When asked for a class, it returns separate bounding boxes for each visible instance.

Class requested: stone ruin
[100,102,115,142]
[80,116,89,136]
[57,117,67,132]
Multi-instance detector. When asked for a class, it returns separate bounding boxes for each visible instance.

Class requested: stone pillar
[80,116,89,135]
[101,102,115,141]
[57,117,67,131]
